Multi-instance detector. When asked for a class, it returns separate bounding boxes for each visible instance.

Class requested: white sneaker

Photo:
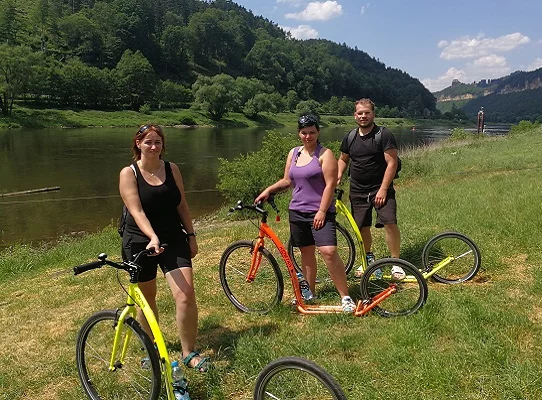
[391,266,406,280]
[341,296,356,313]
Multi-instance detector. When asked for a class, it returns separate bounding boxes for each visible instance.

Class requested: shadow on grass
[7,109,84,128]
[166,319,279,362]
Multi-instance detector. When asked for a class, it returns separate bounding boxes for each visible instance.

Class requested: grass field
[1,125,541,399]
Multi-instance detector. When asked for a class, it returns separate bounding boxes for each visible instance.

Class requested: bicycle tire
[422,231,481,284]
[360,258,428,317]
[287,222,355,277]
[76,310,161,400]
[253,356,347,400]
[219,240,284,314]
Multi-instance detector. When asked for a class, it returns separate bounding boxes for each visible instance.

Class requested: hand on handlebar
[146,236,164,256]
[254,189,271,205]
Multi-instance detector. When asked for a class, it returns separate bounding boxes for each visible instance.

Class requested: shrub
[449,127,469,141]
[217,131,299,203]
[509,120,540,137]
[139,103,152,114]
[180,116,197,125]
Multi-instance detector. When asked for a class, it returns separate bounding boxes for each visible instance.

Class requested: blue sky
[231,0,542,92]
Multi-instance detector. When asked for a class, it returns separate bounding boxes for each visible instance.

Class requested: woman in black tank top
[119,124,210,375]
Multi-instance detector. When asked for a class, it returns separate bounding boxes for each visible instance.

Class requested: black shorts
[350,188,397,229]
[122,232,192,282]
[289,210,337,247]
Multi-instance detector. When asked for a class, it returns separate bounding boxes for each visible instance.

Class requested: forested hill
[433,68,542,122]
[0,0,435,118]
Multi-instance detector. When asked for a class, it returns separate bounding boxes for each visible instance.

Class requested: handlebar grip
[73,260,104,275]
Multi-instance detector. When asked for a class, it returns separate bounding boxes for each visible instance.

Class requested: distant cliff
[434,69,542,122]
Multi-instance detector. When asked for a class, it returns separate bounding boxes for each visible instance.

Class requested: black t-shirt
[340,124,397,192]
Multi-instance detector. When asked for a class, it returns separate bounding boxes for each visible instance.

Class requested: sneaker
[341,296,356,313]
[391,265,406,280]
[355,252,376,278]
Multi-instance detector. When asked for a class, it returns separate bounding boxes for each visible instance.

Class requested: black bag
[118,164,137,237]
[346,126,402,178]
[118,206,128,237]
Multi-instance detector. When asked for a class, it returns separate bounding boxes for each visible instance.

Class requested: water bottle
[296,272,314,301]
[171,361,190,400]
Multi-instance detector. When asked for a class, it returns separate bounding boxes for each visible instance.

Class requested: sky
[231,0,542,92]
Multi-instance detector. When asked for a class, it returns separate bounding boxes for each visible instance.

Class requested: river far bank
[0,105,472,130]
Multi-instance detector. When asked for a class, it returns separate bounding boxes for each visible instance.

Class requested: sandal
[182,351,210,373]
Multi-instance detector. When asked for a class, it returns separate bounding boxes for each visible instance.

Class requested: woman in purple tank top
[255,115,356,313]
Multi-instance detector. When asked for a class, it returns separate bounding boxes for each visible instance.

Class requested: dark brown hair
[132,124,165,160]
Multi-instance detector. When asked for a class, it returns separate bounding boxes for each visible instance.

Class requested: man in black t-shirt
[337,98,401,277]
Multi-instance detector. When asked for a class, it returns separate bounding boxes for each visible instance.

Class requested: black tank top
[125,161,183,241]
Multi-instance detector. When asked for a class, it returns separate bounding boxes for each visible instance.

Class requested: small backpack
[346,126,402,178]
[118,164,137,237]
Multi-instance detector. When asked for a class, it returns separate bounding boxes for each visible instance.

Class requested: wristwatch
[186,232,196,237]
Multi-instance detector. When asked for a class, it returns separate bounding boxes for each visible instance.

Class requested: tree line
[0,0,437,119]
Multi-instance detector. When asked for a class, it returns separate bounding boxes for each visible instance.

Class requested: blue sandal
[182,351,210,373]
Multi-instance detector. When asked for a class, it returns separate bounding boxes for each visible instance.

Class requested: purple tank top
[288,145,335,213]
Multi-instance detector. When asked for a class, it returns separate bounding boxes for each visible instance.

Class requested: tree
[0,0,21,45]
[0,45,42,115]
[57,13,102,65]
[192,73,236,120]
[114,49,157,110]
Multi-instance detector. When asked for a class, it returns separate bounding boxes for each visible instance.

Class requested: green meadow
[1,124,541,399]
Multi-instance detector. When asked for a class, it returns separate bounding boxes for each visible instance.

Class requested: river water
[0,123,508,248]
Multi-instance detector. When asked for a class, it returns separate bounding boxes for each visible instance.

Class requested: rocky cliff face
[437,76,542,102]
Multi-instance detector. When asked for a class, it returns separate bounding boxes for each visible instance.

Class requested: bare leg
[384,223,401,258]
[165,267,202,368]
[138,278,159,340]
[299,245,317,293]
[318,246,349,297]
[360,226,372,253]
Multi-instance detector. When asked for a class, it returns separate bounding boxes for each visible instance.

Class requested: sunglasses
[138,124,162,134]
[298,115,318,125]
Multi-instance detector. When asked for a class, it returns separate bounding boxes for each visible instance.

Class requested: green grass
[1,126,542,399]
[0,104,446,130]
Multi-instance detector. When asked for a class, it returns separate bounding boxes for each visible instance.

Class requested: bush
[217,132,343,203]
[217,131,299,203]
[180,116,197,125]
[509,120,540,136]
[449,127,469,141]
[139,103,152,114]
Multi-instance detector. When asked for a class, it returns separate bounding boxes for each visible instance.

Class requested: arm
[254,148,295,203]
[119,166,163,254]
[337,152,350,185]
[170,163,198,258]
[314,148,338,230]
[375,148,399,207]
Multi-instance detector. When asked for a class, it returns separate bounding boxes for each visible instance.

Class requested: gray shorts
[350,189,397,228]
[289,210,337,247]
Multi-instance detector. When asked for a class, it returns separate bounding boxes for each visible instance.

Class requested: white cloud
[439,32,530,60]
[361,3,370,15]
[281,24,319,40]
[285,1,343,21]
[421,68,467,92]
[422,54,513,92]
[527,57,542,71]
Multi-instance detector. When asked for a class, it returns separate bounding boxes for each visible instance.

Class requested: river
[0,123,508,248]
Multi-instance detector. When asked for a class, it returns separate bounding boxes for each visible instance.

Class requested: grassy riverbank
[0,105,463,130]
[1,125,541,399]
